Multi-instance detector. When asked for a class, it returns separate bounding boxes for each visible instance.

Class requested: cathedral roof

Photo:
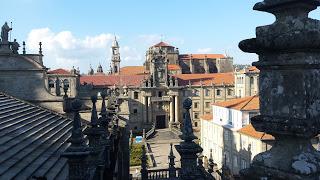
[213,95,259,111]
[119,66,149,75]
[152,41,173,47]
[80,74,147,87]
[47,68,71,75]
[175,72,234,86]
[179,54,226,60]
[0,92,72,179]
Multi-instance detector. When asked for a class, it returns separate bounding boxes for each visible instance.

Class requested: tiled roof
[213,96,259,111]
[179,54,226,60]
[80,74,148,87]
[0,92,72,180]
[246,66,260,73]
[168,64,181,71]
[174,73,234,86]
[238,124,274,140]
[153,41,173,47]
[120,66,149,75]
[200,114,213,121]
[48,68,71,75]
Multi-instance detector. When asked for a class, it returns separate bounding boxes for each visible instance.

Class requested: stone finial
[239,0,320,179]
[174,76,179,87]
[180,98,197,142]
[39,42,42,55]
[70,99,85,147]
[22,41,26,54]
[90,95,98,127]
[140,145,148,180]
[208,149,214,174]
[168,143,176,178]
[99,89,108,128]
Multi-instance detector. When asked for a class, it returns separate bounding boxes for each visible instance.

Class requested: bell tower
[111,36,121,75]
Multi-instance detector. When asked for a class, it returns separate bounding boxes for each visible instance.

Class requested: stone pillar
[204,55,209,73]
[147,96,152,123]
[144,96,148,123]
[175,95,179,123]
[189,55,194,73]
[169,97,174,127]
[239,1,320,179]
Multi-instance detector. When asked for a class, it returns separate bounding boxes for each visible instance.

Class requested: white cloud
[197,48,213,53]
[26,28,114,72]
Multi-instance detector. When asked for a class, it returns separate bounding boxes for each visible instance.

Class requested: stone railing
[147,168,180,179]
[146,121,156,140]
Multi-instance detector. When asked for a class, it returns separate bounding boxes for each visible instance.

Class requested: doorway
[156,115,166,129]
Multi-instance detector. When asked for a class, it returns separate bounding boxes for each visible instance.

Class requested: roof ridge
[240,96,256,111]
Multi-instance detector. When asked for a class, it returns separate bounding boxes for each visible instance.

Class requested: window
[241,159,248,169]
[194,112,199,119]
[48,79,54,88]
[134,92,139,99]
[205,89,210,96]
[250,77,254,84]
[227,89,233,96]
[195,121,198,127]
[205,102,210,108]
[216,89,221,96]
[133,108,138,114]
[158,91,163,97]
[194,102,199,109]
[194,89,200,96]
[233,156,238,168]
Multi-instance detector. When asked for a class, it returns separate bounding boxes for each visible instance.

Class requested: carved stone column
[144,96,148,123]
[239,1,320,179]
[169,96,174,127]
[147,96,153,123]
[175,95,179,123]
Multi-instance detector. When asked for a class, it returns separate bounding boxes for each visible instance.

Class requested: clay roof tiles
[80,74,147,87]
[153,41,173,47]
[168,64,182,71]
[120,66,149,75]
[238,124,274,140]
[47,68,71,75]
[200,114,213,121]
[179,54,226,60]
[213,96,259,111]
[174,73,234,86]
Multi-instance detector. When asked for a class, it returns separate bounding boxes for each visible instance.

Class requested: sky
[1,0,320,73]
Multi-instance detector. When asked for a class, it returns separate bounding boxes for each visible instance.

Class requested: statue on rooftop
[11,39,20,54]
[1,22,12,43]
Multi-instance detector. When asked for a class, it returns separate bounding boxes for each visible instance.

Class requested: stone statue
[11,39,20,54]
[1,22,12,43]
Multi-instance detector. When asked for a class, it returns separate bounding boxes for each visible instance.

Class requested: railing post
[140,145,148,180]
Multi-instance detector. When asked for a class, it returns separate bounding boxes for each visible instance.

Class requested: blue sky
[1,0,319,72]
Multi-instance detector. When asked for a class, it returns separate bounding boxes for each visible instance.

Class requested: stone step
[0,101,26,112]
[48,157,68,180]
[31,135,70,178]
[0,104,32,117]
[0,118,71,177]
[0,106,38,120]
[0,100,22,109]
[0,117,67,165]
[52,160,68,180]
[0,112,55,145]
[0,108,43,127]
[9,123,72,180]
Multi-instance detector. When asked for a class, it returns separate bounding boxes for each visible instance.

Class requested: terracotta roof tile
[213,96,259,111]
[80,74,147,87]
[153,41,173,47]
[200,114,213,121]
[48,68,71,75]
[168,64,181,71]
[238,124,274,140]
[120,66,149,75]
[246,66,260,73]
[174,73,234,86]
[179,54,226,60]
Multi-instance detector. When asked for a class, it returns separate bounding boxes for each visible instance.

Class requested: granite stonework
[239,0,320,179]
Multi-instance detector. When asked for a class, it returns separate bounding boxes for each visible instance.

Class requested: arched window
[48,79,54,88]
